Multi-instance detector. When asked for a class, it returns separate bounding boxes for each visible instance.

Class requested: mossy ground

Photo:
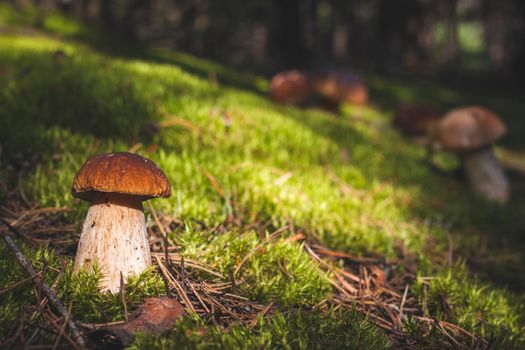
[1,4,524,349]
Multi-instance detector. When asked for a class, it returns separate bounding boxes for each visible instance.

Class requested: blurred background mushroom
[430,106,509,204]
[392,104,442,146]
[311,69,368,113]
[71,152,171,292]
[268,68,368,114]
[269,70,312,107]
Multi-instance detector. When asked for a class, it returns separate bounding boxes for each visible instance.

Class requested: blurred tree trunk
[331,0,348,60]
[272,0,309,69]
[482,0,522,85]
[346,0,370,67]
[304,0,319,62]
[120,0,145,41]
[376,0,431,74]
[511,0,525,86]
[415,1,438,68]
[179,0,197,51]
[99,0,115,33]
[377,0,406,75]
[32,0,44,27]
[97,0,149,42]
[57,0,72,14]
[73,0,88,21]
[442,0,459,67]
[17,0,525,84]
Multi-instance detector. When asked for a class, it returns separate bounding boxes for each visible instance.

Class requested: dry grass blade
[249,302,274,327]
[0,218,37,247]
[77,320,126,330]
[155,255,196,313]
[151,253,224,278]
[147,202,176,247]
[400,284,409,317]
[0,272,42,295]
[436,321,466,349]
[0,199,77,251]
[0,223,87,348]
[187,282,210,313]
[310,244,380,264]
[51,302,72,350]
[160,115,203,135]
[327,171,367,198]
[234,225,289,276]
[304,241,489,349]
[148,224,270,327]
[43,311,83,350]
[198,166,226,199]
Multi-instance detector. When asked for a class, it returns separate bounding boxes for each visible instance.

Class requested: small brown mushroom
[392,104,442,148]
[311,69,368,108]
[431,106,509,204]
[269,70,312,106]
[72,152,171,292]
[393,104,442,137]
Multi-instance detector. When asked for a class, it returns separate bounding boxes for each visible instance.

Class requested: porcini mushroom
[431,106,509,204]
[393,104,441,136]
[269,70,312,106]
[311,69,368,110]
[72,152,171,292]
[392,104,442,147]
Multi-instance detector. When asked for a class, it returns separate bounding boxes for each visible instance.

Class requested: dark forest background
[9,0,525,87]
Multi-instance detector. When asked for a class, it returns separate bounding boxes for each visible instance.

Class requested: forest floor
[1,5,525,349]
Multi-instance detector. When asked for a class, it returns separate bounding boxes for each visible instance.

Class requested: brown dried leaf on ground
[87,297,185,348]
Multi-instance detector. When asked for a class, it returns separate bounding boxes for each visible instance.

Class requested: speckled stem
[463,147,509,204]
[73,198,151,293]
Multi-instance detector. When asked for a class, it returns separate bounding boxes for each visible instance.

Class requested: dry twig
[0,223,87,348]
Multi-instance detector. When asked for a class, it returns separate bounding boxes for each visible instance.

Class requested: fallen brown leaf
[88,297,185,348]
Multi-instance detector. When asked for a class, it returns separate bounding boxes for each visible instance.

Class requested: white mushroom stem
[462,147,509,204]
[73,194,151,293]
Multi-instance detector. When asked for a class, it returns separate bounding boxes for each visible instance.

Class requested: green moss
[60,266,165,322]
[131,308,390,350]
[1,4,525,346]
[414,263,525,348]
[196,231,332,305]
[0,239,64,332]
[0,240,164,330]
[43,13,85,38]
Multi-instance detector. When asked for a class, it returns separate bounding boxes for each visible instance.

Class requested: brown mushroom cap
[393,104,441,136]
[269,70,311,105]
[432,106,506,152]
[312,69,368,105]
[72,152,171,201]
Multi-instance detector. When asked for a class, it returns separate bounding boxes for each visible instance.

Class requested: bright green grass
[1,5,524,348]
